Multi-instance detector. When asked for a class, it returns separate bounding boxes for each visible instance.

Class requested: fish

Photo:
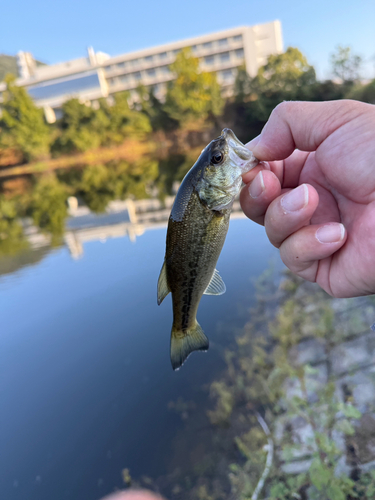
[157,129,258,370]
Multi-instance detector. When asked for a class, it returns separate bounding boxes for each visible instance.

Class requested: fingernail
[249,171,265,198]
[316,223,345,243]
[246,135,261,151]
[281,184,309,213]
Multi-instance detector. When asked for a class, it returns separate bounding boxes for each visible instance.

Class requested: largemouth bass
[158,129,258,370]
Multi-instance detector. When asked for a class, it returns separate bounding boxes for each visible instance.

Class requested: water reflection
[3,166,375,498]
[0,213,279,500]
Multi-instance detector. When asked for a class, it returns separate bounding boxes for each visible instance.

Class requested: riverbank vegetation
[0,45,374,254]
[128,270,375,499]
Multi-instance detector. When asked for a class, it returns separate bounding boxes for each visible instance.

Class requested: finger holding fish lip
[240,170,282,225]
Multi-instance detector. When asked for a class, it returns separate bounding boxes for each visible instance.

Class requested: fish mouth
[222,128,255,161]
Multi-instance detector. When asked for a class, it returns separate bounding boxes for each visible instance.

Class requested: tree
[0,74,50,162]
[345,78,375,104]
[0,196,28,256]
[137,85,178,131]
[102,92,151,144]
[31,174,67,236]
[330,45,362,83]
[246,47,316,123]
[254,47,316,96]
[233,65,252,103]
[164,48,224,127]
[53,98,108,153]
[227,48,318,141]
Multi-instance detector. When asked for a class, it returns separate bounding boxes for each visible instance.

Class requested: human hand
[240,100,375,298]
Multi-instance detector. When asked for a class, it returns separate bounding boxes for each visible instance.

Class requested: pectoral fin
[157,260,170,305]
[204,269,226,296]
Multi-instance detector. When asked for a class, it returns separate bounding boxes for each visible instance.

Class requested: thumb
[246,100,371,161]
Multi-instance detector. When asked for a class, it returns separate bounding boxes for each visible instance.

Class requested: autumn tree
[0,74,50,161]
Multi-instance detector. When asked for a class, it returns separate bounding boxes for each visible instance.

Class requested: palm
[299,136,375,296]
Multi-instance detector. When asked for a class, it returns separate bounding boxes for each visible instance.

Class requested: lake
[0,215,280,500]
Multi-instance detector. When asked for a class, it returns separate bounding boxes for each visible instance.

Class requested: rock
[289,338,327,366]
[283,362,328,404]
[281,458,312,474]
[330,332,375,376]
[336,366,375,413]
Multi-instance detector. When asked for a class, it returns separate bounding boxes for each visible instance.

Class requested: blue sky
[2,0,375,79]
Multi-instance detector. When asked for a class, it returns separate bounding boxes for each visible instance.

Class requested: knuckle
[271,101,295,120]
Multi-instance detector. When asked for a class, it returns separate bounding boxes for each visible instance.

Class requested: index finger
[246,100,371,161]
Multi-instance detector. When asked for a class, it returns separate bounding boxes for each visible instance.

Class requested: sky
[2,0,375,79]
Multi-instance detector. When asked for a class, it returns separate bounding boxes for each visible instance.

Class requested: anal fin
[204,269,226,296]
[157,260,170,305]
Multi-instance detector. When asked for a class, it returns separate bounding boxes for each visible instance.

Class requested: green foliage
[346,79,375,104]
[0,74,50,161]
[330,45,362,83]
[78,159,159,212]
[0,196,28,256]
[31,174,67,236]
[100,92,152,143]
[53,93,151,154]
[233,65,252,103]
[164,48,224,127]
[255,47,316,95]
[53,99,108,153]
[205,270,375,500]
[137,84,178,132]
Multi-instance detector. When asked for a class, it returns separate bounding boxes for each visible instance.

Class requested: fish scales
[158,129,258,370]
[166,189,231,333]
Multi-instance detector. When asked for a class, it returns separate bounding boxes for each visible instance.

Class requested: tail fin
[170,322,209,370]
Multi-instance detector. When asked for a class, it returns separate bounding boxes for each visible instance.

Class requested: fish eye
[211,152,224,165]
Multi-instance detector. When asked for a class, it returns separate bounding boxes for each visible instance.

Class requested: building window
[221,69,233,80]
[119,75,128,83]
[220,52,230,63]
[218,38,228,47]
[235,48,244,58]
[203,41,212,50]
[104,65,112,72]
[145,55,153,62]
[205,55,214,65]
[233,35,243,42]
[160,66,170,74]
[191,45,198,52]
[147,68,156,77]
[109,78,117,86]
[159,52,168,60]
[173,49,180,55]
[117,62,126,68]
[152,84,159,93]
[134,71,142,80]
[131,59,139,66]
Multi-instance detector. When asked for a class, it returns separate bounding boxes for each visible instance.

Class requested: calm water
[1,217,280,500]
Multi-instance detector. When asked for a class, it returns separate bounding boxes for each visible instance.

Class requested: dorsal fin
[157,260,170,305]
[204,269,226,296]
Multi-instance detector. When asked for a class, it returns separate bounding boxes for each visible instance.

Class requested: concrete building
[0,21,282,123]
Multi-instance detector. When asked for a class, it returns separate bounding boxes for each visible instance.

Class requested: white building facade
[0,21,283,123]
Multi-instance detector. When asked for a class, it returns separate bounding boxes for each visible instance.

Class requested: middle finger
[264,184,319,248]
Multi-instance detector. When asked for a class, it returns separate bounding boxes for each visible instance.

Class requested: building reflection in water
[23,196,246,258]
